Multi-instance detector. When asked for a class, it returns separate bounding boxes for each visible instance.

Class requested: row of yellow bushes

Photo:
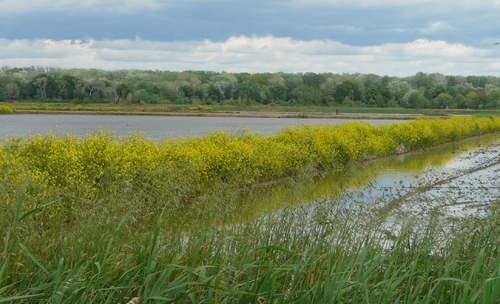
[1,116,499,220]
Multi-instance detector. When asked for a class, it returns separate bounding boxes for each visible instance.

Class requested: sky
[0,0,499,77]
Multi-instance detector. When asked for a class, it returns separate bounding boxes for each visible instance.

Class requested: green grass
[2,174,500,303]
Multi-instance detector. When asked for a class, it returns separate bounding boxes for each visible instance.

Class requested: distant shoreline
[11,109,444,120]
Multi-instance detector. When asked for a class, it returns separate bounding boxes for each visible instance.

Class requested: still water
[227,133,500,226]
[0,114,404,138]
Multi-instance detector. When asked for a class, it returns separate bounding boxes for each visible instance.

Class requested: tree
[33,77,48,99]
[465,91,480,109]
[209,73,237,101]
[454,94,467,109]
[59,74,77,100]
[487,89,500,108]
[268,85,289,103]
[401,90,427,108]
[334,81,362,103]
[237,81,261,103]
[411,72,432,89]
[83,79,105,100]
[116,82,132,104]
[466,75,488,88]
[365,84,391,107]
[4,83,20,100]
[285,75,303,91]
[207,85,221,103]
[434,92,454,109]
[101,86,118,103]
[387,80,411,102]
[302,72,323,89]
[267,74,285,86]
[292,85,323,105]
[133,89,150,103]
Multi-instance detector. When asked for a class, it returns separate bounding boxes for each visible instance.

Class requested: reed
[1,190,500,303]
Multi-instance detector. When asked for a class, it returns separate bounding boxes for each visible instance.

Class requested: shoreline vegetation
[2,101,500,119]
[1,115,500,302]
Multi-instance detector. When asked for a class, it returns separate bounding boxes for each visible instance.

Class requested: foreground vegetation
[2,116,500,302]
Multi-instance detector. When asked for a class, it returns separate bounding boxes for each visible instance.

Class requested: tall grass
[2,188,500,303]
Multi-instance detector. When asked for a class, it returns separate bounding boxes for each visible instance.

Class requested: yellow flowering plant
[1,116,499,222]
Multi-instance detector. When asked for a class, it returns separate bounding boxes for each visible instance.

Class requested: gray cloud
[1,0,498,75]
[1,36,498,76]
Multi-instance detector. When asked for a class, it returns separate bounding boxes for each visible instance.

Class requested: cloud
[1,36,498,77]
[418,21,453,34]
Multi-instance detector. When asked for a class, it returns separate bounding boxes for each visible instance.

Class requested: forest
[1,66,500,110]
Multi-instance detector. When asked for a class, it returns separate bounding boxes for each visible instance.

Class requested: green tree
[32,75,48,99]
[268,85,289,103]
[434,92,454,109]
[365,84,391,107]
[237,81,261,103]
[465,91,480,109]
[116,82,132,103]
[292,85,323,105]
[411,72,432,89]
[487,89,500,108]
[334,81,362,104]
[401,90,427,108]
[302,72,324,89]
[207,84,221,103]
[387,80,411,102]
[4,83,20,100]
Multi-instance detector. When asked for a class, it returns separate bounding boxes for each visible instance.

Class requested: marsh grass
[2,184,500,303]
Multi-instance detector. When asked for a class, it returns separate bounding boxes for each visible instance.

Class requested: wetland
[2,115,500,303]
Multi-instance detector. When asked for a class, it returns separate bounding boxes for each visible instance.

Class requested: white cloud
[0,36,498,76]
[418,21,453,34]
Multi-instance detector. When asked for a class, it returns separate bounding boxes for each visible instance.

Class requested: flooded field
[232,132,500,228]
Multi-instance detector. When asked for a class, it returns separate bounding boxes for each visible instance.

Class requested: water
[232,133,500,225]
[0,114,404,139]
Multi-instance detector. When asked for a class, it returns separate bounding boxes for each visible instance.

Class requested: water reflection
[231,133,500,224]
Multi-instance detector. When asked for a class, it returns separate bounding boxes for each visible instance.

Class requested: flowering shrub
[1,116,499,221]
[0,105,14,114]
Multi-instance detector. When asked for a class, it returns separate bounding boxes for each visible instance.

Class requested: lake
[0,114,404,139]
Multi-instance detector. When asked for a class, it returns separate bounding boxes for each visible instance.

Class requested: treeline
[1,66,500,109]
